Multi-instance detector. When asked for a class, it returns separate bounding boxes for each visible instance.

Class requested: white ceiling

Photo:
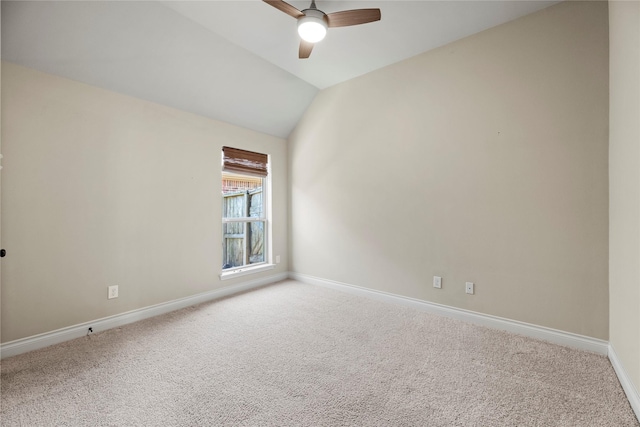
[1,0,559,138]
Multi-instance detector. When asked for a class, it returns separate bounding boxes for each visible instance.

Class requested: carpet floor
[1,280,638,426]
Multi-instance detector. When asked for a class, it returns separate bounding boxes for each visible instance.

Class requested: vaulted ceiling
[1,1,558,138]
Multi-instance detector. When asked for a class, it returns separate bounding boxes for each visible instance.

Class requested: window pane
[223,237,244,269]
[222,173,263,219]
[222,220,265,269]
[248,188,263,218]
[223,191,246,219]
[249,221,264,264]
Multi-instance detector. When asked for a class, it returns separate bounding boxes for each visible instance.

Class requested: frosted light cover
[298,16,327,43]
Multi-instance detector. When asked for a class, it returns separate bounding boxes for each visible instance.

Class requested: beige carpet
[1,280,638,426]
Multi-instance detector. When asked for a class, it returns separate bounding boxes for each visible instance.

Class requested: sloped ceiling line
[1,0,558,138]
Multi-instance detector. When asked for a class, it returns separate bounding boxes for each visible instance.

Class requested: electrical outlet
[433,276,442,289]
[108,285,119,299]
[465,282,474,295]
[276,255,281,264]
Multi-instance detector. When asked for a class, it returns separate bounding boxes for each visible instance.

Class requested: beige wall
[289,1,609,339]
[1,62,288,343]
[609,0,640,397]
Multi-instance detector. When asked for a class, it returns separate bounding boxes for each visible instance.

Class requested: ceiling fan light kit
[264,0,381,59]
[297,10,328,43]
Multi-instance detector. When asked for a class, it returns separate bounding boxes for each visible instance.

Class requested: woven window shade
[222,147,268,177]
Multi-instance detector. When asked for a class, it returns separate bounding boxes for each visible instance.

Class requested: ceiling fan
[263,0,381,59]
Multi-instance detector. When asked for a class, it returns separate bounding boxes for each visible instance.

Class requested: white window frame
[219,167,274,280]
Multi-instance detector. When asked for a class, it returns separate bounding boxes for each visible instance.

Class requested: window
[221,147,271,278]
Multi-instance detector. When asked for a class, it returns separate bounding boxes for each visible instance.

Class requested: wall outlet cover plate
[433,276,442,289]
[465,282,474,295]
[108,285,119,299]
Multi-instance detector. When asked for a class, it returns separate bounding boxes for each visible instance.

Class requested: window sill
[219,263,275,281]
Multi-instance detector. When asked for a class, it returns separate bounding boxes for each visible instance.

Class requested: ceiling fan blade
[263,0,304,19]
[299,40,314,59]
[325,9,381,28]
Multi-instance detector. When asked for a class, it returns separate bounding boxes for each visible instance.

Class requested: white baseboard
[3,270,637,422]
[289,272,609,355]
[0,272,288,359]
[609,344,640,421]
